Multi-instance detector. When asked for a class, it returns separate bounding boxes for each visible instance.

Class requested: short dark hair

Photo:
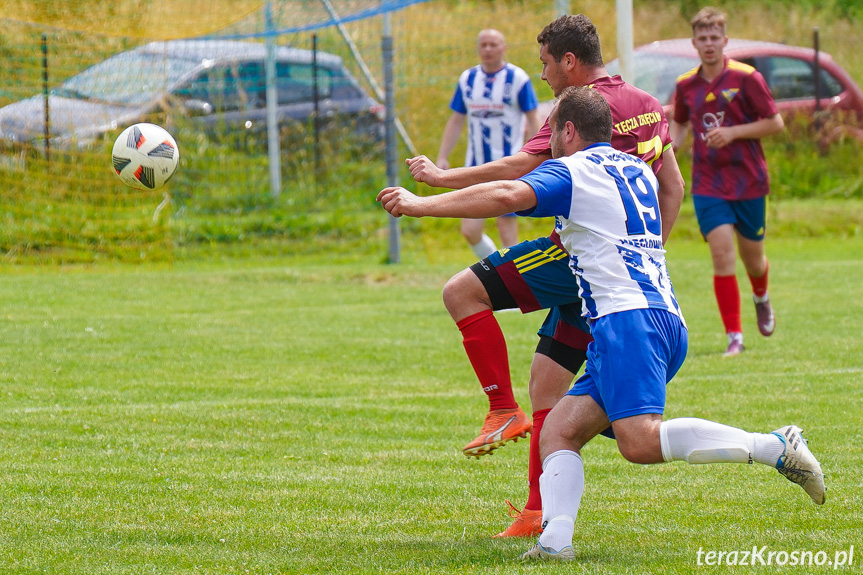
[552,86,612,145]
[536,14,604,67]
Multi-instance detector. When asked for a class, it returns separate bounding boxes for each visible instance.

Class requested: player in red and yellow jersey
[671,7,784,357]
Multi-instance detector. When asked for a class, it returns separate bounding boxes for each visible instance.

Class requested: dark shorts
[470,235,593,364]
[693,194,767,241]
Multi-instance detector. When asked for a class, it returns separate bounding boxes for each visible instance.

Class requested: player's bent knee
[538,406,590,459]
[442,271,473,305]
[537,413,569,459]
[617,442,656,464]
[442,269,490,318]
[616,433,664,464]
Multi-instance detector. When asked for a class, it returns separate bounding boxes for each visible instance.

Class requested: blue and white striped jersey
[518,143,684,323]
[449,63,538,166]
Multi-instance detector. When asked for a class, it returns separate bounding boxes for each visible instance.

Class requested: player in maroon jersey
[670,7,784,357]
[406,14,685,538]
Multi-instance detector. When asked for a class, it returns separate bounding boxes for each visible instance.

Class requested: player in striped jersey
[438,29,542,259]
[406,15,685,538]
[378,86,825,563]
[670,7,784,357]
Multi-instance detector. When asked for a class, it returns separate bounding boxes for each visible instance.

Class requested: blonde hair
[690,7,727,35]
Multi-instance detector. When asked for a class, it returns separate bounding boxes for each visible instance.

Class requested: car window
[607,53,700,104]
[56,52,197,106]
[756,56,844,101]
[275,63,333,105]
[182,62,264,113]
[276,63,344,104]
[327,68,363,100]
[178,60,359,110]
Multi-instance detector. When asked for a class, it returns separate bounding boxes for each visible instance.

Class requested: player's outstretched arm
[405,150,548,190]
[405,156,447,187]
[377,187,432,218]
[378,180,537,219]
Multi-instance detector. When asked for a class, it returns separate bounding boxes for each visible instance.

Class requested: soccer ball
[111,123,179,190]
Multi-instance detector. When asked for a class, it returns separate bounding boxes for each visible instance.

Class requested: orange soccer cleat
[462,407,531,458]
[493,500,543,538]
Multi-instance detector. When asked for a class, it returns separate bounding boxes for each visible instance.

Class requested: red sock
[714,274,742,333]
[748,260,769,298]
[456,310,517,411]
[524,408,551,511]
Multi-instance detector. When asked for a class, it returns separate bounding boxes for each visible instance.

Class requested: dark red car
[605,38,863,120]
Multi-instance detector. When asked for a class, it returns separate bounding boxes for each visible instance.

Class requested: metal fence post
[265,2,282,199]
[383,9,400,264]
[41,33,50,164]
[616,0,634,84]
[312,34,322,181]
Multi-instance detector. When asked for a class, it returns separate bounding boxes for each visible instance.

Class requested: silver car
[0,39,384,149]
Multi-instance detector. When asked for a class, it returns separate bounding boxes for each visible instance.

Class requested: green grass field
[1,1,861,571]
[1,232,861,574]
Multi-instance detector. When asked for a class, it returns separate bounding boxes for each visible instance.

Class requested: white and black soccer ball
[111,123,179,190]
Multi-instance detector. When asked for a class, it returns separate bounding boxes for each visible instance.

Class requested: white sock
[470,234,497,259]
[728,332,744,345]
[752,431,786,467]
[753,291,769,304]
[660,418,785,466]
[537,450,583,551]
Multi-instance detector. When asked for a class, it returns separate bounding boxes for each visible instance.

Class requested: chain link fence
[1,1,860,263]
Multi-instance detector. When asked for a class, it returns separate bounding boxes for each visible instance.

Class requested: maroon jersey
[673,57,778,200]
[521,75,670,176]
[519,75,671,242]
